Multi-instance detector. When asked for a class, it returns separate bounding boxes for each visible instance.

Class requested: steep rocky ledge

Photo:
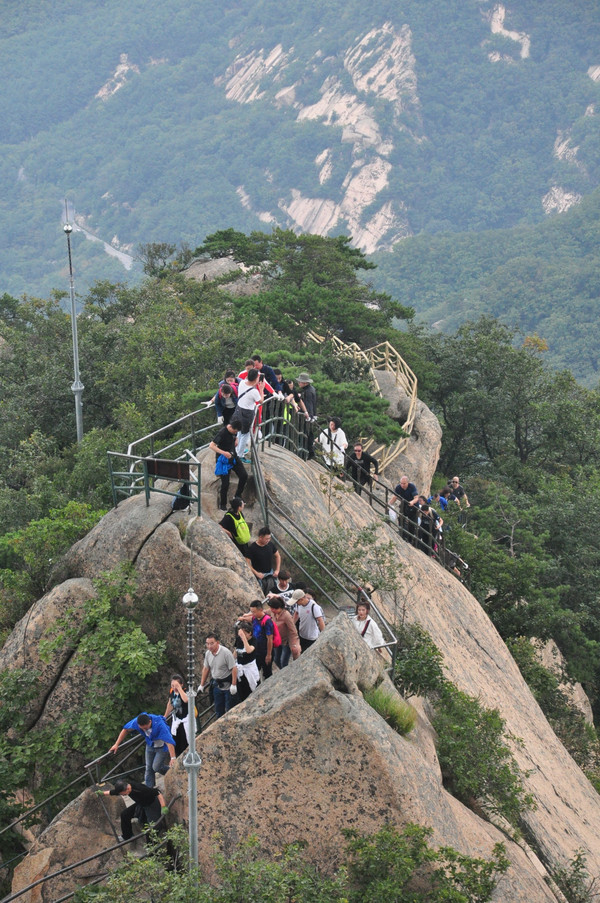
[6,445,600,900]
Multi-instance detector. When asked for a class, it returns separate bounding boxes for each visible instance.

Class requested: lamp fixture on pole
[63,201,84,443]
[182,585,201,873]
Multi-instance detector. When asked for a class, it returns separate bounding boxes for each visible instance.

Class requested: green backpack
[231,512,251,545]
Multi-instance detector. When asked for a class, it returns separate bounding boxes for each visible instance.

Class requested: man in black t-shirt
[219,497,251,556]
[245,527,281,593]
[102,778,168,841]
[209,423,248,510]
[346,443,379,496]
[390,475,420,544]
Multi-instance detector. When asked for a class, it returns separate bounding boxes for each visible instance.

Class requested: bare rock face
[11,788,126,903]
[7,443,600,900]
[165,617,555,901]
[374,368,442,493]
[253,447,600,878]
[0,578,96,729]
[59,490,174,581]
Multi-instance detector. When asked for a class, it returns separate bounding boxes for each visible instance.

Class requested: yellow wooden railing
[307,332,418,472]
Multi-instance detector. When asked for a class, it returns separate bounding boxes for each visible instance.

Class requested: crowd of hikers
[101,352,470,839]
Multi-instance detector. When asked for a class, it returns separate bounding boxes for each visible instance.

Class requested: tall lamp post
[63,216,84,443]
[182,587,202,872]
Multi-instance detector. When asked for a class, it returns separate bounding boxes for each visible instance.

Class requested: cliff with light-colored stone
[7,443,600,900]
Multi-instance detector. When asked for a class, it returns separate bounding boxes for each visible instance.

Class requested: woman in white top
[318,417,348,468]
[352,601,385,649]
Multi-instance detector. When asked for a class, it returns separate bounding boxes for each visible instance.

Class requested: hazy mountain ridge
[2,0,599,303]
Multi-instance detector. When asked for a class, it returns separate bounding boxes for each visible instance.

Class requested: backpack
[260,613,282,648]
[171,482,191,511]
[230,512,251,545]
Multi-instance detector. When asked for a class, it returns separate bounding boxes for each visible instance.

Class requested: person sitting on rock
[198,633,238,719]
[109,712,176,788]
[100,778,168,843]
[351,601,385,649]
[219,496,251,556]
[245,527,281,594]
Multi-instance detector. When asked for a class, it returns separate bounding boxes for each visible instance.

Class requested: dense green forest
[372,189,600,385]
[2,0,600,389]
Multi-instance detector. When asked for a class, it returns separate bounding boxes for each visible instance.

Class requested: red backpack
[260,614,282,647]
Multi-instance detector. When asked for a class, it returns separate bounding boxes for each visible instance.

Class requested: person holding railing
[297,372,317,459]
[209,423,248,511]
[346,442,379,496]
[389,475,419,545]
[230,367,264,464]
[100,778,168,843]
[245,527,281,594]
[416,499,442,557]
[109,712,176,788]
[164,674,192,757]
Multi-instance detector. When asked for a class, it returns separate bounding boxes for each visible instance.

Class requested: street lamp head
[63,223,73,234]
[182,588,199,611]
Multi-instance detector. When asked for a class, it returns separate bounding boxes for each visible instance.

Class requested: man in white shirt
[293,589,325,652]
[231,368,264,462]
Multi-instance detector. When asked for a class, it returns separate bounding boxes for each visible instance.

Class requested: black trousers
[121,799,161,840]
[218,459,248,507]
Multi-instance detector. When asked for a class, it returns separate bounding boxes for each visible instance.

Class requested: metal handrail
[249,411,398,669]
[0,795,181,903]
[305,333,419,471]
[254,403,469,585]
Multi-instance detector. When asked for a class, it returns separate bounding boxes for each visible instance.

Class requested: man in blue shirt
[109,712,176,787]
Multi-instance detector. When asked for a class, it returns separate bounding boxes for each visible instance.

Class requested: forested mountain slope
[2,0,599,308]
[373,190,600,385]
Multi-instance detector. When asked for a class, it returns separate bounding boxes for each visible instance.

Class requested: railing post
[107,454,118,508]
[142,460,150,507]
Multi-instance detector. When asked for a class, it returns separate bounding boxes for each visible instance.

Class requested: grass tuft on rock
[364,686,417,736]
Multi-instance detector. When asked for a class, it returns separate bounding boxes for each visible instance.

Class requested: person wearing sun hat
[297,372,317,459]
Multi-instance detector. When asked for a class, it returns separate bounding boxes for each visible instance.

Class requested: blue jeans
[273,644,291,669]
[212,680,234,718]
[144,744,170,787]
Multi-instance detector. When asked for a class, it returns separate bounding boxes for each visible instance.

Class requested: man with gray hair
[389,475,419,544]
